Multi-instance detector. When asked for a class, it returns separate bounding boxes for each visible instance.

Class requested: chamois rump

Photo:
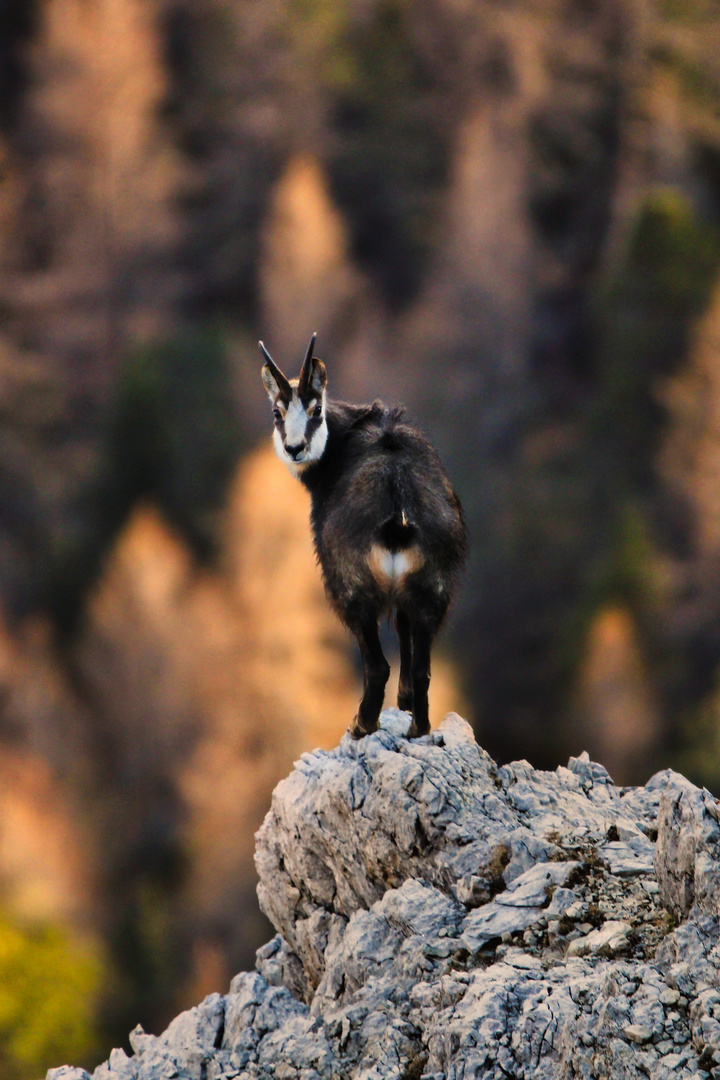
[260,333,466,739]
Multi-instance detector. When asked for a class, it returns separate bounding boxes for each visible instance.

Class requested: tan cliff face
[259,153,363,365]
[0,746,97,929]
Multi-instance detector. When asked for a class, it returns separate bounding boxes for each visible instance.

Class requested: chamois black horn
[298,332,318,396]
[259,341,292,399]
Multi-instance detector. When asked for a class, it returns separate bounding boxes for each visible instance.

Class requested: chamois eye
[273,408,283,422]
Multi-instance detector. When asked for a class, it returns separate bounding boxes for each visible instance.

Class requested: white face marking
[284,398,310,445]
[379,549,412,580]
[272,390,328,475]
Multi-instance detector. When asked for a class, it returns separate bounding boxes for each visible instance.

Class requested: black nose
[285,443,305,460]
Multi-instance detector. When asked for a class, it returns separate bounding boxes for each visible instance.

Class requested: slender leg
[395,610,413,712]
[348,619,391,739]
[407,621,434,738]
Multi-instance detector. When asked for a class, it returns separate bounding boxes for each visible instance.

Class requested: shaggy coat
[261,336,466,738]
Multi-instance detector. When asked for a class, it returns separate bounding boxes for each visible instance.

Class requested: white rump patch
[368,543,423,586]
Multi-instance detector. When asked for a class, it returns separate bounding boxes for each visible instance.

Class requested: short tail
[379,510,416,551]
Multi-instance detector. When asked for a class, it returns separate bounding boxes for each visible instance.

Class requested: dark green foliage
[0,0,36,130]
[546,191,720,749]
[529,64,620,258]
[161,3,281,316]
[593,190,720,481]
[101,847,190,1049]
[326,0,455,307]
[659,0,717,27]
[575,191,720,700]
[463,187,720,768]
[585,190,720,645]
[115,327,241,556]
[45,326,242,631]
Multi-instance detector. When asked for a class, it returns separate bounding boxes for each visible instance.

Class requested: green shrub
[0,913,102,1080]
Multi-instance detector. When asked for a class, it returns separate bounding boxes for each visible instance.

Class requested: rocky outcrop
[50,710,720,1079]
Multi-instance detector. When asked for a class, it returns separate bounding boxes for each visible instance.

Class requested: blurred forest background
[4,0,720,1073]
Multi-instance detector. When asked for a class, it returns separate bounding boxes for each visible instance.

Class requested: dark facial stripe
[272,395,288,442]
[273,395,323,447]
[304,411,324,438]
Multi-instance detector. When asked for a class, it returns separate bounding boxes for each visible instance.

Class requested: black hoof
[406,719,429,739]
[348,716,377,740]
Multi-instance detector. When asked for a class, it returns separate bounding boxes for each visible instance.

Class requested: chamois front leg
[348,618,390,739]
[395,609,413,712]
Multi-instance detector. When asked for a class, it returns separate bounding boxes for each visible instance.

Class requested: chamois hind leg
[348,618,391,739]
[406,618,439,739]
[395,610,413,713]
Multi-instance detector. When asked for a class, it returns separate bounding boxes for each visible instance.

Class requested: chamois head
[260,333,328,474]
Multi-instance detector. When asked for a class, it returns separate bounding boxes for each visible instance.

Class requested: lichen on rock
[48,710,720,1080]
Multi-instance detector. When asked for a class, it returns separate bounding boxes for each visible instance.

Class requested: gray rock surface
[49,709,720,1079]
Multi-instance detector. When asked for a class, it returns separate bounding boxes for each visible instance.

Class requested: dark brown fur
[298,398,467,738]
[261,336,466,738]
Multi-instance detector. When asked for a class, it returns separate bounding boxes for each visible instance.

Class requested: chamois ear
[309,358,327,397]
[298,332,318,397]
[261,364,280,401]
[259,340,291,401]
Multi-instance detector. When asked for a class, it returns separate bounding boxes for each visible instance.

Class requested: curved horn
[298,332,318,396]
[259,341,292,399]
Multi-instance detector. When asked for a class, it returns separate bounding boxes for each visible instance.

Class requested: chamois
[260,333,467,739]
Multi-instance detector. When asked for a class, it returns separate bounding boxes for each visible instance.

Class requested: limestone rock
[49,711,720,1080]
[655,775,720,918]
[566,920,632,958]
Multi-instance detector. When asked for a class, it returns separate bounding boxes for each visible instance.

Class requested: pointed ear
[262,365,280,401]
[259,340,292,400]
[310,358,327,397]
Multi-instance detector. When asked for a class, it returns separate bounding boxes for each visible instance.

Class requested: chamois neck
[293,399,373,492]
